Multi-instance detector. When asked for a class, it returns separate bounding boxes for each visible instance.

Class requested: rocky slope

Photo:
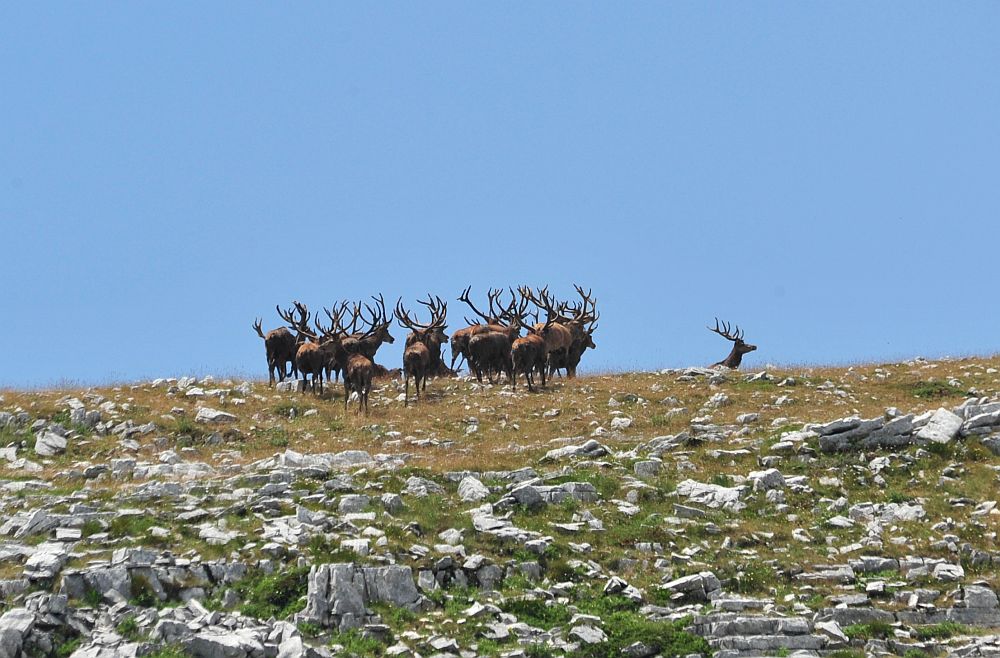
[2,356,1000,657]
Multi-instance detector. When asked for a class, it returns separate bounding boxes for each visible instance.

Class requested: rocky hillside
[2,356,1000,658]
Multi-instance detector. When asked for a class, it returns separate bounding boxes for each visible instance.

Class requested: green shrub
[525,644,557,658]
[710,473,734,487]
[116,614,141,640]
[843,621,893,640]
[908,380,964,399]
[329,628,386,656]
[236,566,309,620]
[567,613,710,658]
[500,598,572,630]
[913,621,968,640]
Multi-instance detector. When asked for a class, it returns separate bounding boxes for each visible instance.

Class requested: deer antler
[395,298,431,331]
[252,318,266,338]
[458,286,493,323]
[277,303,304,329]
[708,318,743,342]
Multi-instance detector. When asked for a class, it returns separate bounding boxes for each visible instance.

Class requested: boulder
[916,408,963,444]
[194,408,237,423]
[457,477,490,502]
[34,431,67,457]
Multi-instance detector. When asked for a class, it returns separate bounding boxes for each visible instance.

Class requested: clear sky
[2,3,999,386]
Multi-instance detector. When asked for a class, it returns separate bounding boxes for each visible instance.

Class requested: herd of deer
[252,286,757,413]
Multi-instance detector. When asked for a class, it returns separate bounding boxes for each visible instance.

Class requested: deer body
[253,322,297,386]
[344,354,374,414]
[512,332,547,392]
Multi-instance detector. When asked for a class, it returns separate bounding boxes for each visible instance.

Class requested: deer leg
[405,373,410,407]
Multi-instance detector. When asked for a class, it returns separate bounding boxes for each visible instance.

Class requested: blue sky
[2,3,998,386]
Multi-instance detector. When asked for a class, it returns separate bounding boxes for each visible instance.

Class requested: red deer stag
[272,302,313,380]
[511,310,550,392]
[522,288,575,372]
[547,286,599,379]
[342,294,395,361]
[344,354,374,414]
[338,311,383,414]
[395,298,447,405]
[450,287,508,372]
[708,318,757,368]
[252,313,297,386]
[411,295,451,376]
[465,289,524,384]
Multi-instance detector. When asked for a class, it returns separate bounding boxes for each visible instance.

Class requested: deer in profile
[708,318,757,368]
[341,293,395,360]
[252,315,296,386]
[254,302,311,385]
[395,298,448,405]
[546,285,598,379]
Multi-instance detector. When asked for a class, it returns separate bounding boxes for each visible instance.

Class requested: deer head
[708,317,756,368]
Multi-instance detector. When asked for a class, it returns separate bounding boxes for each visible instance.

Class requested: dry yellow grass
[3,355,998,475]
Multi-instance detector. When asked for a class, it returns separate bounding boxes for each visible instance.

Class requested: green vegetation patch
[913,621,969,641]
[568,614,710,658]
[843,621,894,640]
[906,380,964,399]
[236,566,310,620]
[500,597,573,630]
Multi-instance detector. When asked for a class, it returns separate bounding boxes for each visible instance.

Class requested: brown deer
[450,287,509,372]
[511,311,550,392]
[344,353,374,414]
[272,302,313,379]
[549,313,598,379]
[395,298,447,405]
[341,294,395,362]
[252,317,297,386]
[523,287,575,368]
[708,318,757,368]
[548,286,599,379]
[406,295,450,376]
[465,288,524,384]
[467,331,514,384]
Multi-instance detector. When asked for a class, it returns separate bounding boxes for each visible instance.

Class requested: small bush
[130,574,161,608]
[525,644,557,658]
[828,652,867,658]
[908,380,964,399]
[732,561,776,594]
[329,628,386,656]
[567,613,710,658]
[903,650,933,658]
[109,514,157,540]
[236,566,309,620]
[116,614,141,640]
[913,621,968,640]
[500,598,572,630]
[711,473,734,487]
[843,621,894,640]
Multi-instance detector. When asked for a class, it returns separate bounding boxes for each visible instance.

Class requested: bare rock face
[300,564,427,631]
[34,431,67,457]
[915,408,963,444]
[194,408,237,423]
